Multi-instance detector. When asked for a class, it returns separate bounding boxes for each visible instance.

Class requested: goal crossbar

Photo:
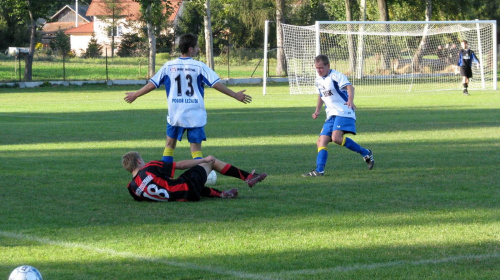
[270,20,497,94]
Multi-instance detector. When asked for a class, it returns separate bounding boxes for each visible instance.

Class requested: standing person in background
[124,33,252,163]
[302,55,374,177]
[457,40,480,96]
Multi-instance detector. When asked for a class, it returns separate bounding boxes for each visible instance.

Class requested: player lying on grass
[122,151,267,202]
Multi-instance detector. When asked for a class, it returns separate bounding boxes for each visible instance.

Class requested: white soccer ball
[9,265,43,280]
[205,170,217,186]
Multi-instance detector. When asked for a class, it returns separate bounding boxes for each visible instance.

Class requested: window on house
[107,25,123,37]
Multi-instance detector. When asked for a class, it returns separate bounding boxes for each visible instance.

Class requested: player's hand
[204,155,216,163]
[237,90,252,104]
[345,101,357,110]
[124,92,137,103]
[312,111,320,119]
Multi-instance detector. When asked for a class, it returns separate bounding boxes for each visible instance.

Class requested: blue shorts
[320,116,357,136]
[167,124,206,143]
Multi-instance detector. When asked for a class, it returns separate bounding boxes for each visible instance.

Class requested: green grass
[0,55,278,82]
[0,84,499,279]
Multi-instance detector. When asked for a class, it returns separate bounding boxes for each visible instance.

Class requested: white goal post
[267,20,497,94]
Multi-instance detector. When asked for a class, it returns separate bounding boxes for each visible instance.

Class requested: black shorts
[460,66,472,78]
[176,165,208,201]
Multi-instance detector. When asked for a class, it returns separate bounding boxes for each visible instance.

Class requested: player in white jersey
[302,55,374,177]
[124,34,252,163]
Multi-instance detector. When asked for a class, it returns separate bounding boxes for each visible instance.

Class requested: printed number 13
[175,74,194,97]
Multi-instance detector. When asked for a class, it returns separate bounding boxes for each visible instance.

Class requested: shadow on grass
[1,106,499,145]
[0,232,498,280]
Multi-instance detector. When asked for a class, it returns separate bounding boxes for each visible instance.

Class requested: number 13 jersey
[150,57,221,128]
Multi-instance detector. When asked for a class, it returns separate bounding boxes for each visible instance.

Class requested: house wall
[70,35,92,57]
[93,17,141,55]
[56,9,77,22]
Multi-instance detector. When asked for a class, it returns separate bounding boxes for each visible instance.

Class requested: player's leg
[462,76,468,94]
[464,77,470,95]
[460,67,470,95]
[163,124,183,163]
[200,157,267,188]
[331,117,374,169]
[303,118,334,177]
[163,136,177,163]
[187,127,206,159]
[199,185,238,199]
[190,142,203,159]
[177,165,235,199]
[334,130,374,170]
[315,135,331,173]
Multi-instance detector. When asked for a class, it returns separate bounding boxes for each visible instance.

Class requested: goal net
[280,20,497,94]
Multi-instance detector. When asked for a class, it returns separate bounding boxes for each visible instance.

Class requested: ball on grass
[205,170,217,186]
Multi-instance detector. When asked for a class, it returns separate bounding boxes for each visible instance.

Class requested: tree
[275,0,286,76]
[355,0,366,78]
[288,0,330,25]
[49,29,70,56]
[204,0,214,69]
[117,32,147,57]
[134,0,173,78]
[101,0,125,58]
[412,0,432,72]
[345,0,356,75]
[2,0,52,81]
[377,0,391,70]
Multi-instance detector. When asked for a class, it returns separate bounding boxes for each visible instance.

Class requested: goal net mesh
[282,21,496,94]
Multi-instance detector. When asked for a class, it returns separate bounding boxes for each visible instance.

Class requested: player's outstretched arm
[175,156,214,170]
[212,82,252,104]
[124,82,156,103]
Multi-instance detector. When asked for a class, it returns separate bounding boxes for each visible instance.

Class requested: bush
[156,34,174,53]
[117,33,147,57]
[156,53,171,61]
[84,34,102,58]
[49,30,71,56]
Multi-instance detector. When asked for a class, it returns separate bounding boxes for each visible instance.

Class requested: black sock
[221,164,250,180]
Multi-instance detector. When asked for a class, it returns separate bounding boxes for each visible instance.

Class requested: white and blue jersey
[315,69,355,120]
[150,57,221,128]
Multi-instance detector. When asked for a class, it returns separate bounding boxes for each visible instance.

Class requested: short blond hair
[122,151,142,173]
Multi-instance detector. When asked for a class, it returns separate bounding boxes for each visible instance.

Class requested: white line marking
[0,231,272,280]
[2,230,498,279]
[268,252,500,277]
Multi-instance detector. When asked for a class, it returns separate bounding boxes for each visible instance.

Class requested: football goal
[269,20,497,94]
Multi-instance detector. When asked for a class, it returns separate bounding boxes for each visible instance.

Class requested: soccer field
[0,84,499,279]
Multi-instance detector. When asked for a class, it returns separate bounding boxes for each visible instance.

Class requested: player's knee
[332,136,343,145]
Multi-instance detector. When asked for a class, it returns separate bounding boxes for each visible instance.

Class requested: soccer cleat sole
[246,171,267,188]
[221,188,238,198]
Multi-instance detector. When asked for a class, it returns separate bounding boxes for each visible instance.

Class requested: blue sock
[316,147,328,172]
[162,156,173,163]
[343,137,369,156]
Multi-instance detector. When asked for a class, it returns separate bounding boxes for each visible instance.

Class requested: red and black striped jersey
[126,161,190,202]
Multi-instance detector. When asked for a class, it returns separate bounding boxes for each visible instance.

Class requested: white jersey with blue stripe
[149,57,221,128]
[315,69,356,120]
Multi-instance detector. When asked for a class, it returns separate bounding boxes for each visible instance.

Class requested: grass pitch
[0,83,499,280]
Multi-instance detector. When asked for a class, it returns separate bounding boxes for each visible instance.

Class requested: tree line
[0,0,498,81]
